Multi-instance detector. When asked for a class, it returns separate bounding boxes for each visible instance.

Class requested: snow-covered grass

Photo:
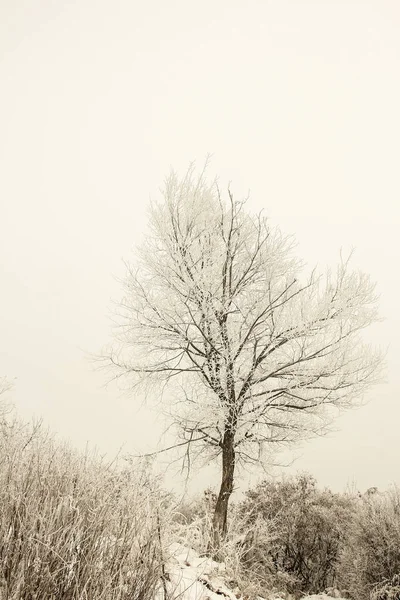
[0,412,165,599]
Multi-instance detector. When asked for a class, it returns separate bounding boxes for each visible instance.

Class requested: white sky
[1,0,399,496]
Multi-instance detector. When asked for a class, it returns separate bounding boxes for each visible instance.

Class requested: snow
[156,543,347,600]
[159,542,238,600]
[301,597,343,600]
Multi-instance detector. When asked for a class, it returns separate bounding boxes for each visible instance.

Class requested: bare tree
[0,377,11,394]
[108,165,383,553]
[0,376,13,418]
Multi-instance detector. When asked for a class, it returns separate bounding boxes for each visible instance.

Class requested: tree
[0,377,12,395]
[108,164,383,553]
[0,376,13,418]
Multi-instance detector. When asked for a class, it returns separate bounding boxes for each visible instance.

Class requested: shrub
[171,488,220,556]
[337,488,400,600]
[237,473,355,597]
[372,574,400,600]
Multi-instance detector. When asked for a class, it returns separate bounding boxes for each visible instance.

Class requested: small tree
[108,164,383,553]
[0,376,13,418]
[0,376,12,396]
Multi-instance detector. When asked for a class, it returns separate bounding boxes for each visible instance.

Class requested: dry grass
[0,410,167,600]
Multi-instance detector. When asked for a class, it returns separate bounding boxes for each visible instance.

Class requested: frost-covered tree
[0,376,13,418]
[0,377,11,395]
[109,165,383,552]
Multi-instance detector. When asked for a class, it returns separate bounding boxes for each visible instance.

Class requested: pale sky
[1,0,399,496]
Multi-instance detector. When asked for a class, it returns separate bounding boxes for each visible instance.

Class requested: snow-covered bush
[171,488,217,554]
[237,474,355,598]
[372,574,400,600]
[337,488,400,600]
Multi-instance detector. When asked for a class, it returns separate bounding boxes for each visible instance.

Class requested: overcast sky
[1,0,399,495]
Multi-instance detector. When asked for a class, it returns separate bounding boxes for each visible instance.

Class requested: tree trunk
[209,432,235,558]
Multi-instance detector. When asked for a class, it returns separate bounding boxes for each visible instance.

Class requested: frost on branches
[108,165,383,550]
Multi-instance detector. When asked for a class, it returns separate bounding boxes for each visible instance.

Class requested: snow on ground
[301,597,343,600]
[157,543,347,600]
[160,542,239,600]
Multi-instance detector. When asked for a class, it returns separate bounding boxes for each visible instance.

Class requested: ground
[157,543,346,600]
